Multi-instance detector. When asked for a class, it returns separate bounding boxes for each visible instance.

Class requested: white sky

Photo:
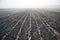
[0,0,60,8]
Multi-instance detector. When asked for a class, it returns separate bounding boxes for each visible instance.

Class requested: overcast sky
[0,0,60,8]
